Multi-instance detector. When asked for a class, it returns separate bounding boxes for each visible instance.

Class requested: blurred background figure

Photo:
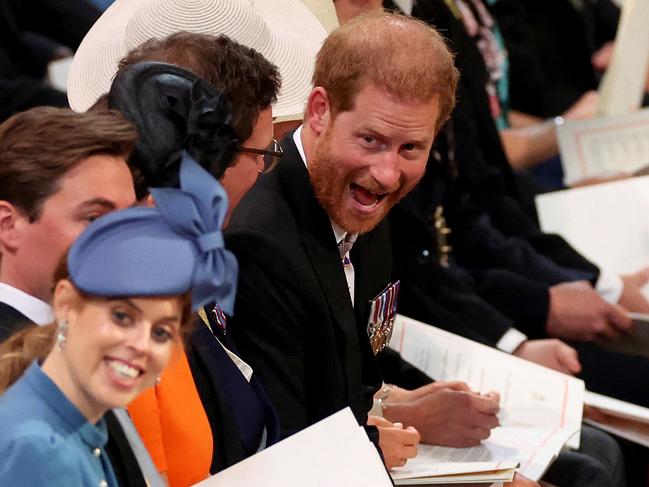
[0,0,101,121]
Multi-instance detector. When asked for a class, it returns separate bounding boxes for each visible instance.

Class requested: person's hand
[592,41,615,71]
[619,267,649,313]
[513,339,581,375]
[547,281,633,341]
[368,415,420,469]
[383,382,500,447]
[563,90,599,121]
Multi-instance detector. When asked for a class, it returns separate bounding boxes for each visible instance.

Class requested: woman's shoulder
[0,421,81,485]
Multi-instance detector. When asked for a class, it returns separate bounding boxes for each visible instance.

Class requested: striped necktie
[337,233,357,305]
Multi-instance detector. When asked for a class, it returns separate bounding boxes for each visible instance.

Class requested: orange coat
[129,343,212,487]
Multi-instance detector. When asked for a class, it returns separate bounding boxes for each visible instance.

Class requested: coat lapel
[276,135,363,394]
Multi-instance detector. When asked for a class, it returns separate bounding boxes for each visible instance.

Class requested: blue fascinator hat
[67,154,238,313]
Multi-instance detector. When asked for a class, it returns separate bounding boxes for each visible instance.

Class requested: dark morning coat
[412,0,601,280]
[225,133,429,439]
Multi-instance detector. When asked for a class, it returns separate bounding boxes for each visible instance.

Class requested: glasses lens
[260,139,283,174]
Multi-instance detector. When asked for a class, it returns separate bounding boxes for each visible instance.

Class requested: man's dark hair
[118,32,281,143]
[0,107,136,222]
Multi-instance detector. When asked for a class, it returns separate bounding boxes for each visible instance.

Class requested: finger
[593,317,623,341]
[608,303,634,334]
[472,411,500,430]
[393,422,404,429]
[401,427,421,446]
[468,426,492,441]
[402,445,418,459]
[368,415,393,427]
[484,390,500,404]
[440,381,471,392]
[470,393,501,415]
[557,345,581,374]
[583,405,606,423]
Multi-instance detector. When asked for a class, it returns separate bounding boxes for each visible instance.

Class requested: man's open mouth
[350,183,387,209]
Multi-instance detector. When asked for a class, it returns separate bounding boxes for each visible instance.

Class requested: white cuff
[496,328,528,353]
[596,271,624,304]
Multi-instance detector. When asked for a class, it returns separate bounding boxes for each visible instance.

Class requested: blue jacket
[0,361,118,486]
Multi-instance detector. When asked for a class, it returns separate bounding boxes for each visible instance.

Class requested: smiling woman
[0,155,237,487]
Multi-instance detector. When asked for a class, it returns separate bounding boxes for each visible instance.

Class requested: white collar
[393,0,414,15]
[292,126,349,246]
[0,282,54,325]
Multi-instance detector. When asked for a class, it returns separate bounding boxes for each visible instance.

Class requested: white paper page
[557,108,649,184]
[193,408,392,487]
[393,427,575,482]
[585,391,649,422]
[390,315,584,442]
[536,176,649,274]
[395,471,513,485]
[584,391,649,448]
[598,0,649,115]
[393,458,518,480]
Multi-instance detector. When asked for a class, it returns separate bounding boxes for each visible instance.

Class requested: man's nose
[368,151,401,190]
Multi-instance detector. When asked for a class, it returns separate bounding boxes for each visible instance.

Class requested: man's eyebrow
[77,198,118,209]
[360,127,430,146]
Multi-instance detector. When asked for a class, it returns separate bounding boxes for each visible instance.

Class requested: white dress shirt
[0,282,54,325]
[293,127,356,306]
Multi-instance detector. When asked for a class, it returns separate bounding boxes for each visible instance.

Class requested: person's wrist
[370,383,394,417]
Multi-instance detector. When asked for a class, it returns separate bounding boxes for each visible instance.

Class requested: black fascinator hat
[108,62,239,197]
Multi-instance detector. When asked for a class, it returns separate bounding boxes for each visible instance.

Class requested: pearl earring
[56,320,68,351]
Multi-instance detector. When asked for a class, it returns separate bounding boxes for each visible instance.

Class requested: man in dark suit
[226,10,510,469]
[0,108,136,341]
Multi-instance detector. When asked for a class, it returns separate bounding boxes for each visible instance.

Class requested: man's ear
[0,200,24,252]
[305,87,331,137]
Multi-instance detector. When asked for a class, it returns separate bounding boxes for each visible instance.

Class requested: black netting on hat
[108,62,239,193]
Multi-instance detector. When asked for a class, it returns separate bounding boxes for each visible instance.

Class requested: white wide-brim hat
[299,0,339,34]
[68,0,328,119]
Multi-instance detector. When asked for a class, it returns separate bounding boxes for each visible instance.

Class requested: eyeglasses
[239,138,284,174]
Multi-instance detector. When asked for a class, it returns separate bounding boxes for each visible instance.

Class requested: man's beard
[309,133,409,235]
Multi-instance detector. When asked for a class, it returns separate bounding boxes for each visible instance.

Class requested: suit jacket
[412,0,601,280]
[0,301,31,342]
[226,133,427,437]
[489,0,598,117]
[186,315,280,472]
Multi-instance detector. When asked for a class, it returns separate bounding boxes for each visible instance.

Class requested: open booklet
[584,391,649,449]
[556,107,649,185]
[536,175,649,275]
[193,408,393,486]
[388,315,584,482]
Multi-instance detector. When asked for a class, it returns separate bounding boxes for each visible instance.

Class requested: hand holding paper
[368,416,420,469]
[513,339,581,375]
[619,267,649,313]
[547,281,633,340]
[382,382,500,447]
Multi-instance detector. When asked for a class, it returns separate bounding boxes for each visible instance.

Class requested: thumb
[557,343,581,374]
